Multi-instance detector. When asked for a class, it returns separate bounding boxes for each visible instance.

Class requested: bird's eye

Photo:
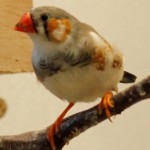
[41,14,48,21]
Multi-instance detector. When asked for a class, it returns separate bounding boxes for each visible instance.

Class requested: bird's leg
[48,102,74,150]
[98,92,114,121]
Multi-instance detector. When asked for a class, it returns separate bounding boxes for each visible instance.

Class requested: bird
[14,6,136,150]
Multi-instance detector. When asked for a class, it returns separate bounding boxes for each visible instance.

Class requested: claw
[98,92,114,121]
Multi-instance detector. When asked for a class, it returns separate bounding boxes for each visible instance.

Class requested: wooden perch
[0,75,150,150]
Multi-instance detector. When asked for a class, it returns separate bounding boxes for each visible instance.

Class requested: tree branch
[0,75,150,150]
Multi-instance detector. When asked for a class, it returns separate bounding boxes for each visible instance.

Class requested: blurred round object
[0,98,7,118]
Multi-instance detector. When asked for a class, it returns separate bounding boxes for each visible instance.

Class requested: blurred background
[0,0,150,149]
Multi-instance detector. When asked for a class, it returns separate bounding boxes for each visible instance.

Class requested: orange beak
[14,12,36,33]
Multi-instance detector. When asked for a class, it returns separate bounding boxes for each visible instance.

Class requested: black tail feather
[120,71,137,83]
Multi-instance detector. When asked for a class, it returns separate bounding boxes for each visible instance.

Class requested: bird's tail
[120,71,137,83]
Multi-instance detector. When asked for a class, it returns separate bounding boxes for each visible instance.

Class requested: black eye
[41,14,48,21]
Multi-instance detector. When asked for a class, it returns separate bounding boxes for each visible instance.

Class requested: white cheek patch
[36,22,46,36]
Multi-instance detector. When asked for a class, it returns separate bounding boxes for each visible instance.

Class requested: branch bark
[0,75,150,150]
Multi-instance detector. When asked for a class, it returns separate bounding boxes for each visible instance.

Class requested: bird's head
[14,6,76,43]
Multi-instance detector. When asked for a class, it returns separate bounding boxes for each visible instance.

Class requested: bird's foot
[48,117,63,150]
[48,122,58,150]
[98,92,114,122]
[48,102,74,150]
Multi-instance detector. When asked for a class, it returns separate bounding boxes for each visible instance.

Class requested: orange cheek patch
[48,18,59,32]
[61,19,72,34]
[47,18,72,42]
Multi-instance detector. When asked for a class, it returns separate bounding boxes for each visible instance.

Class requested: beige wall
[0,0,150,150]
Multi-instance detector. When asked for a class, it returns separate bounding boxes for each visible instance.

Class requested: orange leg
[98,92,114,121]
[48,102,74,150]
